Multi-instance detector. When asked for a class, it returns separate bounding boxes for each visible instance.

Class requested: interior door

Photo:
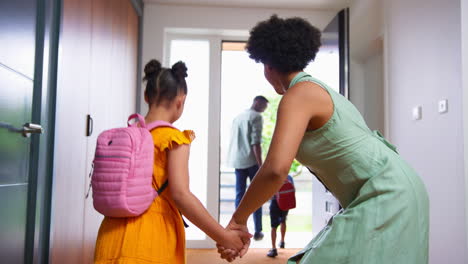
[0,0,40,262]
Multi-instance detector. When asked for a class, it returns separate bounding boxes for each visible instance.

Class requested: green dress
[287,72,429,264]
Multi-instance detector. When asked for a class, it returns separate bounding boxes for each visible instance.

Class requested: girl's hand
[216,245,238,262]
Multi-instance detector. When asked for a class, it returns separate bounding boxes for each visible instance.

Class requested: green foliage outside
[261,95,302,174]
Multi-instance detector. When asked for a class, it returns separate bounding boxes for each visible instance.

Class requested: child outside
[267,175,294,258]
[93,60,250,264]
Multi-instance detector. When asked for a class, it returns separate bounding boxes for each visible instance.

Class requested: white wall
[462,0,468,249]
[141,3,337,112]
[349,0,385,133]
[350,49,384,132]
[362,52,384,131]
[349,59,365,113]
[349,0,383,62]
[384,0,467,263]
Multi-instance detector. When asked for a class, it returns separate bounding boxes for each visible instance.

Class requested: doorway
[218,41,314,249]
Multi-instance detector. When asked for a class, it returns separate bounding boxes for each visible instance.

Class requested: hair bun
[171,61,188,81]
[143,59,162,81]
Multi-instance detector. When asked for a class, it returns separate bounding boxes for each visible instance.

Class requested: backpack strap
[155,179,189,228]
[127,114,177,131]
[157,179,169,195]
[130,114,186,225]
[146,120,176,131]
[127,113,147,128]
[146,118,175,199]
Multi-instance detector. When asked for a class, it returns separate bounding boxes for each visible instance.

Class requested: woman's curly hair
[246,15,321,73]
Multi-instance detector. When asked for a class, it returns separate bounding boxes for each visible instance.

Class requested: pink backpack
[91,113,174,217]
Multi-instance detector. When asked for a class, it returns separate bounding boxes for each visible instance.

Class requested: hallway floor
[187,248,299,264]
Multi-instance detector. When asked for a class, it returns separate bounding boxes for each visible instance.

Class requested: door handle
[86,114,93,137]
[22,123,43,137]
[0,122,43,137]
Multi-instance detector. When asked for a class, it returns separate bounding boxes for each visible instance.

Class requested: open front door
[307,8,349,236]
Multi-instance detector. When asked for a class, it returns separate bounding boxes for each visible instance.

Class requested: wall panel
[52,0,139,263]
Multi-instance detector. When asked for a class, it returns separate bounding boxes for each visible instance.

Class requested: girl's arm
[232,82,333,225]
[167,143,251,252]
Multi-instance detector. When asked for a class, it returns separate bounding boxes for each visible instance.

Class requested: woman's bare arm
[232,82,332,224]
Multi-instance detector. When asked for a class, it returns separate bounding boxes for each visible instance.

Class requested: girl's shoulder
[151,127,195,151]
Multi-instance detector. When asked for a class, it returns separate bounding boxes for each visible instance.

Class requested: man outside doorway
[226,95,269,240]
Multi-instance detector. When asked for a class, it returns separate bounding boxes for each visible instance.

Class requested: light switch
[438,99,448,113]
[412,106,422,120]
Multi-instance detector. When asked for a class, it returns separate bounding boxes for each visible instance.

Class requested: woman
[219,15,429,263]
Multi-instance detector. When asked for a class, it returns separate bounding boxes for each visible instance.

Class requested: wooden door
[51,0,139,263]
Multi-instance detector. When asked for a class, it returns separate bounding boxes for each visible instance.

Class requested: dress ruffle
[152,127,195,151]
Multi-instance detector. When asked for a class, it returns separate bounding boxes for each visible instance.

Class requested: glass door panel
[168,38,210,241]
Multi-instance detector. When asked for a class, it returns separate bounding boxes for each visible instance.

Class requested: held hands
[216,218,252,262]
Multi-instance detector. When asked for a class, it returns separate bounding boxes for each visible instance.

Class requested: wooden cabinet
[51,1,139,263]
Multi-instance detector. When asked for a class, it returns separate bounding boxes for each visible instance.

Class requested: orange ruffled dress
[94,127,195,264]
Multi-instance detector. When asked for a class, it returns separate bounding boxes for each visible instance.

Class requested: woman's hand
[216,218,252,262]
[226,218,251,257]
[220,228,251,252]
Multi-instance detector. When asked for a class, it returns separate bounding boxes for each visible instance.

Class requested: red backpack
[276,177,296,211]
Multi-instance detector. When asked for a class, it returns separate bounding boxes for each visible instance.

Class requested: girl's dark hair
[246,15,322,73]
[143,60,188,105]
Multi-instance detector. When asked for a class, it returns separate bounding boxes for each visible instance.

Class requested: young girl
[94,60,250,264]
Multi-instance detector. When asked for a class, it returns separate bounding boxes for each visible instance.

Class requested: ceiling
[144,0,351,11]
